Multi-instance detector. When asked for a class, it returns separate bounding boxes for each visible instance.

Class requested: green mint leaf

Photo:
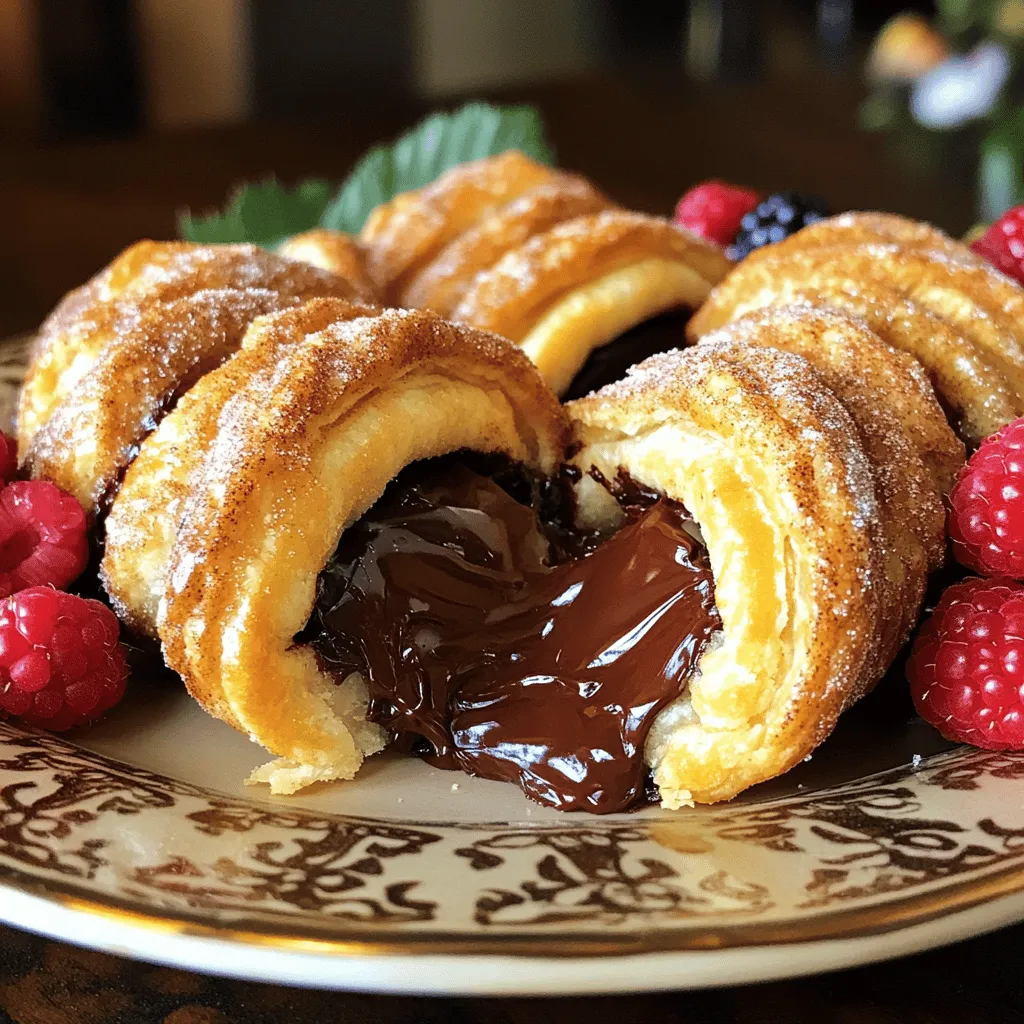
[177,178,333,248]
[319,101,554,234]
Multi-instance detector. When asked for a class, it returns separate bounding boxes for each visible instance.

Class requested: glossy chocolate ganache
[303,452,720,814]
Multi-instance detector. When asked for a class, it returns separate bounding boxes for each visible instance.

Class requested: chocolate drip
[306,458,720,813]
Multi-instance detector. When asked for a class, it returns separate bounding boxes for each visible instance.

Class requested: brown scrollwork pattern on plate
[4,720,1024,936]
[454,828,772,926]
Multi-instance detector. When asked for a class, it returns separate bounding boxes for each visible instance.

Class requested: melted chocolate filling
[305,456,720,813]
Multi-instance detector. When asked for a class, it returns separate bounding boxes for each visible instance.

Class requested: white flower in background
[911,42,1012,129]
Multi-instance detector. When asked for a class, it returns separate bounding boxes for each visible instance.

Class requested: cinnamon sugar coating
[358,153,731,395]
[689,212,1024,446]
[401,177,614,315]
[19,241,374,456]
[20,241,375,518]
[568,336,896,805]
[360,151,563,300]
[453,210,731,341]
[150,304,568,794]
[277,229,378,296]
[101,298,378,637]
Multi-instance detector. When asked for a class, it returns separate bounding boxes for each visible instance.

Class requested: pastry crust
[155,305,569,795]
[277,229,378,296]
[690,225,1024,445]
[20,242,373,515]
[360,151,563,300]
[18,241,374,455]
[400,177,613,315]
[358,155,730,394]
[453,210,731,393]
[101,298,377,637]
[568,323,937,804]
[708,307,959,679]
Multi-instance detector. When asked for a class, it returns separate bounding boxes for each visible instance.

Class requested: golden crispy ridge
[277,229,378,296]
[761,211,958,258]
[454,210,731,341]
[26,288,337,516]
[359,151,562,300]
[710,306,959,677]
[400,177,614,315]
[157,306,569,795]
[690,238,1024,443]
[568,339,888,805]
[18,241,369,459]
[101,298,378,637]
[686,254,1021,446]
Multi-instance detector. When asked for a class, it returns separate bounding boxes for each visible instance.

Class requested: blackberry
[728,191,831,260]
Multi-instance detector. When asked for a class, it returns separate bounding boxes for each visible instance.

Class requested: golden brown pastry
[688,212,1024,446]
[277,229,378,296]
[20,241,375,516]
[568,310,957,804]
[360,151,568,300]
[101,298,377,637]
[358,152,731,395]
[144,303,568,794]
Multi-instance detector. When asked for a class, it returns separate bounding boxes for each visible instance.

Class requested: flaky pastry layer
[153,305,569,795]
[689,213,1024,446]
[277,229,378,297]
[21,242,371,515]
[568,334,921,805]
[101,298,377,637]
[360,151,563,300]
[357,153,730,394]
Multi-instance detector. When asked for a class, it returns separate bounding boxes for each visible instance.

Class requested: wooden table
[0,43,1009,1024]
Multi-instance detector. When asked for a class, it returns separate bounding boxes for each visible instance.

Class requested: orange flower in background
[867,12,951,83]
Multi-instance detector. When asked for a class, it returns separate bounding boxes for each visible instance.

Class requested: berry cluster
[0,435,128,732]
[673,181,831,259]
[909,416,1024,750]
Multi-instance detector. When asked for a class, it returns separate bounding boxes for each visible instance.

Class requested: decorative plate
[1,336,1024,995]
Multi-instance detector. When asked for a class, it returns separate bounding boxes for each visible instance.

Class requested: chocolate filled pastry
[567,310,958,805]
[20,241,377,516]
[359,152,732,395]
[688,211,1024,446]
[143,305,569,794]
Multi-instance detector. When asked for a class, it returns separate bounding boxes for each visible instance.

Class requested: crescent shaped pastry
[687,252,1021,446]
[101,298,377,637]
[154,305,568,794]
[359,151,564,300]
[704,306,960,673]
[277,229,378,296]
[21,243,372,517]
[400,177,614,316]
[452,210,732,395]
[689,231,1024,445]
[18,241,374,456]
[567,333,928,805]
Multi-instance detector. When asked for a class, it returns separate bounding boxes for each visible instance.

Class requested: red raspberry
[908,577,1024,749]
[673,181,761,248]
[0,587,127,731]
[949,416,1024,578]
[0,432,18,484]
[971,205,1024,287]
[0,480,88,598]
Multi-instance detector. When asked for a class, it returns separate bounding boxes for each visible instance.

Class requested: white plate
[2,336,1024,994]
[3,673,1024,995]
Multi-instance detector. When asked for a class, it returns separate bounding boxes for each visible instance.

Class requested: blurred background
[0,0,1020,335]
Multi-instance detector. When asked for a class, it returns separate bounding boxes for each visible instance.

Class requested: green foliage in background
[178,102,554,248]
